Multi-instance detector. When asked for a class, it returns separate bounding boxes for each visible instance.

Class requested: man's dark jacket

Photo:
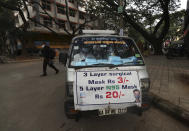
[42,46,51,59]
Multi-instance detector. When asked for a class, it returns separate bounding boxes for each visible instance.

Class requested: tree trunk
[146,37,163,55]
[18,35,28,56]
[153,41,163,55]
[0,32,7,55]
[21,38,28,56]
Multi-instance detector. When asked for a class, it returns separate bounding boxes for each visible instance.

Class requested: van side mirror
[59,52,68,65]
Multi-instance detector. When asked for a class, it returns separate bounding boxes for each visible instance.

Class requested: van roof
[71,35,136,46]
[81,30,116,35]
[73,34,133,41]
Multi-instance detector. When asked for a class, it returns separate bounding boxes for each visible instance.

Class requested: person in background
[143,42,149,57]
[137,40,144,54]
[41,43,59,76]
[59,49,68,64]
[73,47,88,61]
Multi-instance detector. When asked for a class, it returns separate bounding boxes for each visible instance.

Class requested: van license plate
[99,108,127,116]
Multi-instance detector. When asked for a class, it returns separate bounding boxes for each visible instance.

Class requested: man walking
[41,44,59,76]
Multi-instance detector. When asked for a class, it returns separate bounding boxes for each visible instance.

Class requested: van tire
[64,100,78,119]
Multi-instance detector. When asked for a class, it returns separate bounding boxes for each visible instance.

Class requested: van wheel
[64,100,79,119]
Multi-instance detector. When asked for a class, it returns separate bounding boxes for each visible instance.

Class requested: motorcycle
[165,40,186,59]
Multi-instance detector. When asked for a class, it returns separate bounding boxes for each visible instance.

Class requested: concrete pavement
[145,56,189,123]
[2,55,189,120]
[0,61,188,131]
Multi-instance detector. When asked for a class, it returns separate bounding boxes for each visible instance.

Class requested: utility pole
[33,0,40,27]
[118,0,124,36]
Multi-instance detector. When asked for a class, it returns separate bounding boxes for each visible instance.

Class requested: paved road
[0,61,188,131]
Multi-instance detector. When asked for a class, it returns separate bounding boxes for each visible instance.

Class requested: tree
[0,0,96,35]
[166,10,185,41]
[0,0,97,55]
[0,6,16,55]
[84,0,181,54]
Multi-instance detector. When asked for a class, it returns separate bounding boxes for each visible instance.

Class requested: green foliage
[85,0,180,31]
[0,0,22,8]
[76,0,86,7]
[128,27,145,43]
[167,10,185,40]
[0,0,22,32]
[84,0,183,54]
[0,8,15,32]
[0,1,18,55]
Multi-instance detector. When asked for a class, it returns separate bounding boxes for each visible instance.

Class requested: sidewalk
[145,55,189,123]
[0,56,42,64]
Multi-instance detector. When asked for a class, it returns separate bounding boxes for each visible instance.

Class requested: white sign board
[74,71,141,111]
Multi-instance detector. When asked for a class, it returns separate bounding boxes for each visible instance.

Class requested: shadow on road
[175,73,189,86]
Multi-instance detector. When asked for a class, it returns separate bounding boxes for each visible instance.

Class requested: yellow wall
[24,32,72,49]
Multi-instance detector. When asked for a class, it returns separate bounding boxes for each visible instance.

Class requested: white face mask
[41,44,45,48]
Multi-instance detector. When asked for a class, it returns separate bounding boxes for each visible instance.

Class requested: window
[70,23,76,30]
[43,17,52,27]
[69,0,74,4]
[69,8,76,17]
[79,12,85,20]
[58,20,65,29]
[34,17,41,27]
[34,22,38,27]
[57,5,65,14]
[41,0,51,11]
[78,24,84,30]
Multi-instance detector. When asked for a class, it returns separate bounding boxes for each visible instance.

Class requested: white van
[63,30,150,119]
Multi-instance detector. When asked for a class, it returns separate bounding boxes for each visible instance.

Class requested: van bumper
[64,94,151,119]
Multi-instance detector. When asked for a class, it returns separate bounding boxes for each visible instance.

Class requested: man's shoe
[40,74,47,77]
[56,70,59,74]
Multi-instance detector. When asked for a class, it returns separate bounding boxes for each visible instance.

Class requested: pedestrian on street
[41,43,59,76]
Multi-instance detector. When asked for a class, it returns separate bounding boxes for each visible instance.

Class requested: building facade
[15,0,100,50]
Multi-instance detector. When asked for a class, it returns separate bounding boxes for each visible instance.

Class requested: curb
[149,92,189,125]
[5,58,59,64]
[7,58,42,64]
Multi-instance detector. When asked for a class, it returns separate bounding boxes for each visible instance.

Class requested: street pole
[118,0,124,36]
